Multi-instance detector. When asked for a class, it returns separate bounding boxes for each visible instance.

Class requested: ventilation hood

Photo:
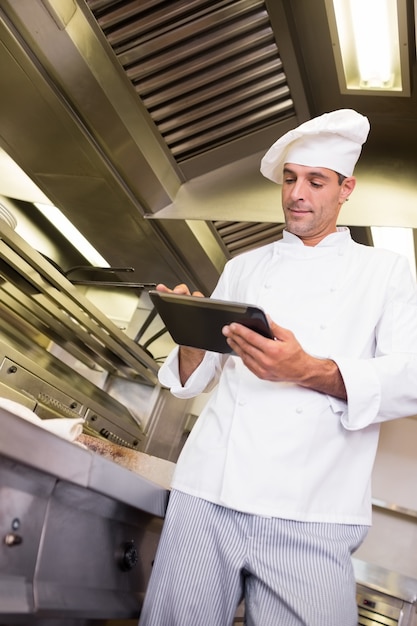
[0,0,304,297]
[0,0,417,299]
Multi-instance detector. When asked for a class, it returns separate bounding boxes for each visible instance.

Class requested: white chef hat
[260,109,370,184]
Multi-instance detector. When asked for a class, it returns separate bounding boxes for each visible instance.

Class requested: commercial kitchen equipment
[0,213,164,447]
[354,559,417,626]
[0,407,168,625]
[0,200,171,623]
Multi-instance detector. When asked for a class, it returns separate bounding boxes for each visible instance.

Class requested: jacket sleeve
[157,268,233,398]
[332,255,417,430]
[157,347,227,398]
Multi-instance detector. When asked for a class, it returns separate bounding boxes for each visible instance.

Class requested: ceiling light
[34,202,110,268]
[0,148,109,268]
[371,226,416,281]
[324,0,410,95]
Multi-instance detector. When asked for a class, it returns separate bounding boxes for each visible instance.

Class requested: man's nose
[289,179,305,200]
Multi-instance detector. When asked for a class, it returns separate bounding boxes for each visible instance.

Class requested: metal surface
[106,0,295,160]
[353,559,417,605]
[0,0,224,295]
[0,336,147,449]
[357,588,407,626]
[0,197,182,451]
[0,306,149,449]
[212,221,286,256]
[372,498,417,521]
[353,559,417,626]
[0,0,415,304]
[0,409,168,623]
[0,218,159,385]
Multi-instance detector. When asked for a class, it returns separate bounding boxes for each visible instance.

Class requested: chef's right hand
[155,284,206,384]
[155,283,204,298]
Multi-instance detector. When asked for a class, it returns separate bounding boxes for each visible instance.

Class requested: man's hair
[337,172,347,185]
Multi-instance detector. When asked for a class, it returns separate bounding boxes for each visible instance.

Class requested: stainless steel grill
[0,335,145,449]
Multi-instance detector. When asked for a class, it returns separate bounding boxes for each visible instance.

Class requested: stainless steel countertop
[0,408,169,518]
[353,557,417,603]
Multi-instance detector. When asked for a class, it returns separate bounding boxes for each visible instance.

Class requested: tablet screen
[149,290,273,353]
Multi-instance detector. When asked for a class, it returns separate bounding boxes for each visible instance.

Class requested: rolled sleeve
[332,357,381,430]
[333,353,417,431]
[158,347,222,399]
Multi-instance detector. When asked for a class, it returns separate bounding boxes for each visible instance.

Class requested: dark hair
[337,173,347,185]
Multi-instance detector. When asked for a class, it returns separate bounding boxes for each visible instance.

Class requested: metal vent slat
[86,0,295,162]
[220,222,281,243]
[113,1,268,59]
[142,50,282,107]
[168,99,293,157]
[89,0,165,28]
[94,0,214,36]
[122,14,272,81]
[102,0,266,52]
[213,221,284,257]
[149,62,285,121]
[159,82,290,134]
[357,610,399,626]
[133,29,276,94]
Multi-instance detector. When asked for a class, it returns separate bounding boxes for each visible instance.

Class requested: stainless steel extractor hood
[0,0,417,326]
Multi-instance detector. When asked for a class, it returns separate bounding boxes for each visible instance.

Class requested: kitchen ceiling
[0,0,417,296]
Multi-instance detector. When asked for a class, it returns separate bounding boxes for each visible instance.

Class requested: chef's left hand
[222,319,313,383]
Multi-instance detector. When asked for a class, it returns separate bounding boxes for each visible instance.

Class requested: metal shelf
[0,220,159,385]
[372,498,417,522]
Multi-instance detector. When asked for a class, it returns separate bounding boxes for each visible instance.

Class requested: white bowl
[0,203,17,230]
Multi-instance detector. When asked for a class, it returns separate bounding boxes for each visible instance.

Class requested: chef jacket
[158,229,417,524]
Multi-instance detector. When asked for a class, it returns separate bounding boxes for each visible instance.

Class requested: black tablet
[149,290,273,353]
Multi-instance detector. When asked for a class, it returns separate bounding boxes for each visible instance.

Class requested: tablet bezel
[149,290,273,353]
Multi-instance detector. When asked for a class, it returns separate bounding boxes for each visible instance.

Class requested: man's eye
[284,178,295,184]
[310,181,323,188]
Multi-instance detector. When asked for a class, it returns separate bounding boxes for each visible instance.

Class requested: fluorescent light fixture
[0,148,110,268]
[34,202,110,268]
[324,0,410,95]
[371,226,416,281]
[415,0,417,60]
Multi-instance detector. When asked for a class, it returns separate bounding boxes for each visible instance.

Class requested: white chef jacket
[159,229,417,525]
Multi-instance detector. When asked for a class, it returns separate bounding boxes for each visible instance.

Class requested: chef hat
[260,109,370,184]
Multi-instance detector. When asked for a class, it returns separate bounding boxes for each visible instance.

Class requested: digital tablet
[149,290,273,353]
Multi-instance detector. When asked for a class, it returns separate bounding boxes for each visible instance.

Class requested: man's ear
[341,176,356,202]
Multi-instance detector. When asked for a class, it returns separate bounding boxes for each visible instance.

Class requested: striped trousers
[139,490,368,626]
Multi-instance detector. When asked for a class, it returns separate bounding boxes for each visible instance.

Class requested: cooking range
[0,408,168,625]
[0,306,168,623]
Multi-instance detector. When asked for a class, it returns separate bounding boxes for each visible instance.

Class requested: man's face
[281,163,354,246]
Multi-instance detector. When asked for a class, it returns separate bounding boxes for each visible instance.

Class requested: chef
[139,109,417,626]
